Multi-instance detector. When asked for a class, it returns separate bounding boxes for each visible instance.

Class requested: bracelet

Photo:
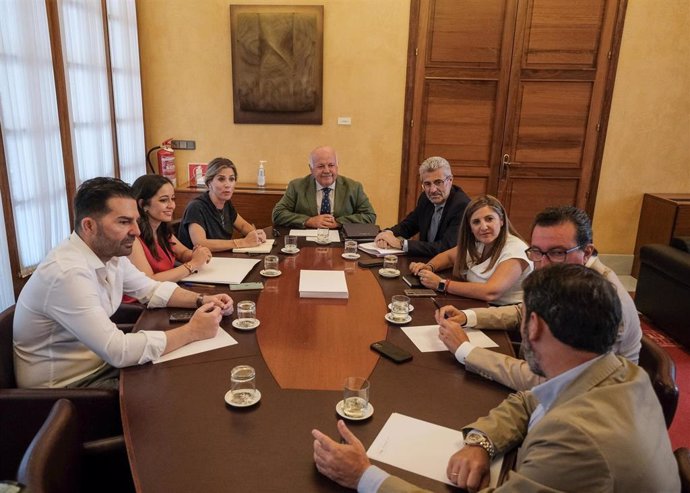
[195,294,205,308]
[183,262,196,274]
[444,279,450,294]
[426,263,436,272]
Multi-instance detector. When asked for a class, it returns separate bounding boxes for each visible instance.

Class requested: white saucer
[384,312,412,325]
[281,247,300,255]
[335,400,374,421]
[378,268,401,278]
[388,303,414,312]
[260,269,282,278]
[231,319,260,330]
[315,239,331,245]
[225,389,262,407]
[341,252,361,260]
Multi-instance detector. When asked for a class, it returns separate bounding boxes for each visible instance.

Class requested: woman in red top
[128,175,212,282]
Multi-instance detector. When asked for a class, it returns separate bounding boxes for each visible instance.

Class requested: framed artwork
[230,5,323,125]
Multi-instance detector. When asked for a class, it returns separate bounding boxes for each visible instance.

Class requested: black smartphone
[358,258,385,268]
[402,274,423,288]
[169,310,195,322]
[404,288,436,297]
[370,340,413,363]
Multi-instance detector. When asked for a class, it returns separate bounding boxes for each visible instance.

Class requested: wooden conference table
[121,234,515,492]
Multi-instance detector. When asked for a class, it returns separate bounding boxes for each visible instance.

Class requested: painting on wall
[230,5,323,125]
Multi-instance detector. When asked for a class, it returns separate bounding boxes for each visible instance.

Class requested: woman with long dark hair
[128,174,212,282]
[410,195,532,305]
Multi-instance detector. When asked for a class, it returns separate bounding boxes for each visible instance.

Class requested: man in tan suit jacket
[437,206,641,391]
[311,265,679,492]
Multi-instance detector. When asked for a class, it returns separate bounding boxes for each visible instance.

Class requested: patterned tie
[427,205,443,241]
[320,188,331,215]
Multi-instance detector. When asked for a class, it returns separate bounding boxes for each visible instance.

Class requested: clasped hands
[374,230,402,249]
[306,214,339,229]
[312,420,491,492]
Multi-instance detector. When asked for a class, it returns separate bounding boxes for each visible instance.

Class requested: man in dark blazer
[271,146,376,229]
[311,264,678,492]
[374,157,470,257]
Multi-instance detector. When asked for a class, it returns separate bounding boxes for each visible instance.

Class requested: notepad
[181,257,260,284]
[232,239,275,254]
[358,241,404,257]
[298,270,349,299]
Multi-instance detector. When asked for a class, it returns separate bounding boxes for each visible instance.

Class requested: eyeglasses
[421,176,451,190]
[525,245,582,263]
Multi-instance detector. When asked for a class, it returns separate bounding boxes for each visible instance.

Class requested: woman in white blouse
[410,195,532,305]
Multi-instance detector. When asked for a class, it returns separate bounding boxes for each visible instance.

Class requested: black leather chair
[16,399,81,493]
[676,447,690,493]
[0,305,121,480]
[638,334,679,428]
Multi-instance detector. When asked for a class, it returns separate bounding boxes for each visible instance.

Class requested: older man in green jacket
[272,146,376,229]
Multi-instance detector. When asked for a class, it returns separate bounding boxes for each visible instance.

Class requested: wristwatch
[464,431,496,459]
[195,294,205,308]
[436,279,447,293]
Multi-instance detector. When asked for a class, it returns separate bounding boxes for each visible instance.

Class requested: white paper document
[358,241,404,257]
[232,239,275,254]
[289,229,341,243]
[298,270,349,299]
[401,325,499,352]
[181,257,260,284]
[154,327,238,364]
[367,413,504,488]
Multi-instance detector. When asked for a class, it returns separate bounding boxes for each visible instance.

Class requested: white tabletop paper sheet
[154,327,237,364]
[181,257,260,284]
[401,325,499,352]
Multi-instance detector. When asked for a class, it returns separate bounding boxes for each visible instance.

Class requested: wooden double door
[401,0,626,235]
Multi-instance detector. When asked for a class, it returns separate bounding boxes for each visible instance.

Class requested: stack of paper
[181,257,260,284]
[232,239,275,253]
[358,242,404,257]
[299,270,349,299]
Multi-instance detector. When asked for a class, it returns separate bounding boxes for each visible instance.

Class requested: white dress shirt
[13,232,177,388]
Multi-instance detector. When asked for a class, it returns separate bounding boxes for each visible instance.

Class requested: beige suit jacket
[377,354,679,492]
[465,257,642,390]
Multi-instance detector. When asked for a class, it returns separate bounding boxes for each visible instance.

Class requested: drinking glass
[230,365,256,405]
[284,235,298,252]
[263,255,280,275]
[343,240,358,258]
[381,255,399,275]
[236,300,257,328]
[343,377,370,418]
[390,295,410,322]
[316,228,330,244]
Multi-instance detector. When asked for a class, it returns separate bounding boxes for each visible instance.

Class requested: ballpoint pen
[431,297,448,319]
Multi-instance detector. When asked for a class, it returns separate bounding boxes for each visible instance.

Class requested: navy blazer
[390,185,470,257]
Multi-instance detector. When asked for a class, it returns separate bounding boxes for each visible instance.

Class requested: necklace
[217,208,225,228]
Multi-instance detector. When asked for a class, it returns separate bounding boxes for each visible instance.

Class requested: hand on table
[437,318,470,353]
[436,305,468,325]
[409,262,432,275]
[418,269,442,290]
[312,420,371,489]
[244,229,266,246]
[446,444,491,492]
[306,214,339,229]
[189,245,212,270]
[375,230,402,249]
[201,293,234,316]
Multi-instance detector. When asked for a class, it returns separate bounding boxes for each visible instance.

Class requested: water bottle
[257,160,266,187]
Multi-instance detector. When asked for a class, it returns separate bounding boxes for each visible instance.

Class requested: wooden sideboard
[174,182,286,228]
[632,193,690,277]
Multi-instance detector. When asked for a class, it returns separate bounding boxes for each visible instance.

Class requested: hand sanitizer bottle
[257,160,266,187]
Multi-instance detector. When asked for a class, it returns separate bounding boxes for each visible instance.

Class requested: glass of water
[316,228,330,244]
[236,300,256,328]
[230,365,256,405]
[390,295,410,322]
[263,255,280,275]
[343,240,358,259]
[381,255,399,275]
[343,377,370,418]
[284,235,298,252]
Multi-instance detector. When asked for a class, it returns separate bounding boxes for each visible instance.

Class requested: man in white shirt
[13,177,234,389]
[435,205,641,391]
[311,265,678,492]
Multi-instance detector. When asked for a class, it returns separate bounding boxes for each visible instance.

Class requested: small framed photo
[187,163,208,187]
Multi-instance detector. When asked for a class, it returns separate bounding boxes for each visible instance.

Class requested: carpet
[640,317,689,450]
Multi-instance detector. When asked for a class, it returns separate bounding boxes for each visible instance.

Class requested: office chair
[638,334,679,428]
[0,305,121,479]
[16,399,81,493]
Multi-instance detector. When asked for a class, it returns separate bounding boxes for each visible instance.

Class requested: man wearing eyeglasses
[435,205,642,391]
[374,157,470,257]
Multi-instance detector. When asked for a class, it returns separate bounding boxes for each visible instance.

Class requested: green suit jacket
[271,175,376,227]
[378,354,679,492]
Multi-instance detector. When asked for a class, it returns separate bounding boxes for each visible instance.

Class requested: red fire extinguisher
[157,138,176,187]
